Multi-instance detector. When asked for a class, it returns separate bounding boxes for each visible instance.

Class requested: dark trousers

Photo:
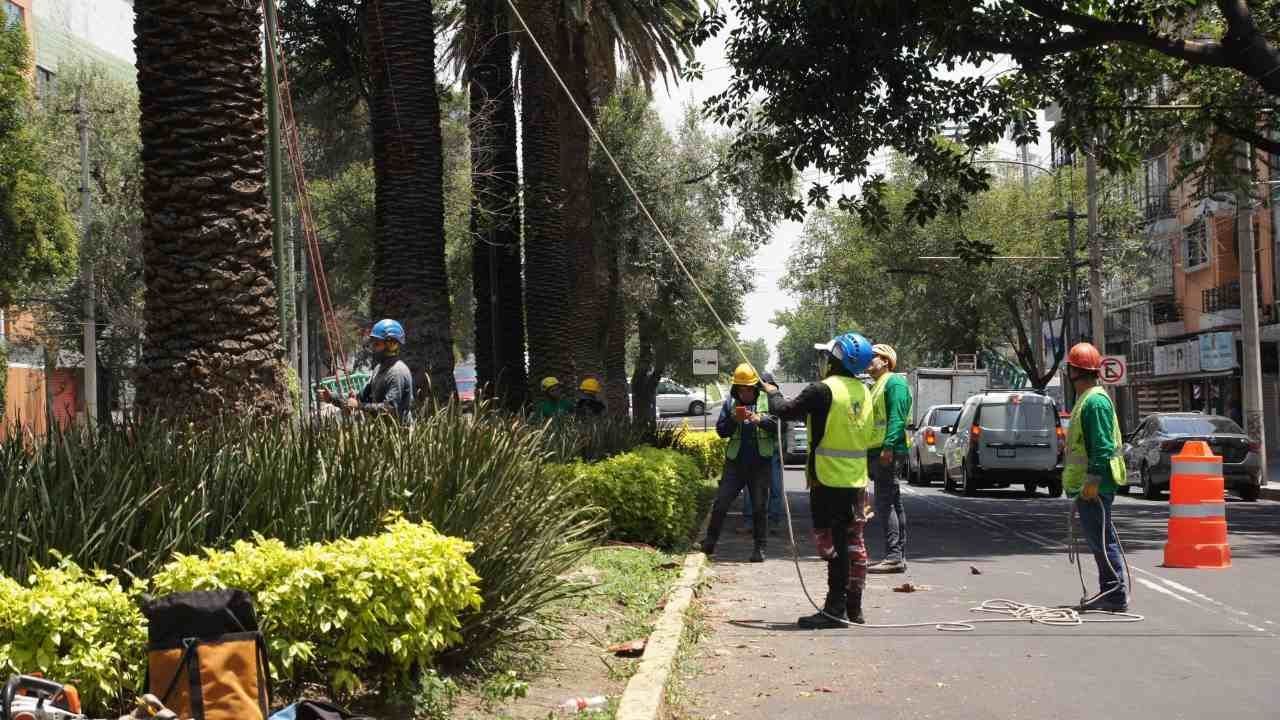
[1077,494,1127,599]
[871,451,907,563]
[810,484,867,609]
[705,459,770,548]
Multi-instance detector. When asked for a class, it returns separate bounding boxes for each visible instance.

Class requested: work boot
[797,603,848,630]
[1076,590,1128,614]
[846,586,866,624]
[750,543,765,563]
[867,559,906,574]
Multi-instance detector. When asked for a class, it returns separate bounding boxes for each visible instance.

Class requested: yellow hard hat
[872,344,897,371]
[580,377,602,393]
[732,363,760,387]
[540,376,561,391]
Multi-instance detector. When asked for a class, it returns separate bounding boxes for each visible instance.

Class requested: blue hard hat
[827,332,873,375]
[369,318,406,344]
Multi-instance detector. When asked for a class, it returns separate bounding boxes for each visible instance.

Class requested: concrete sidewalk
[1263,459,1280,500]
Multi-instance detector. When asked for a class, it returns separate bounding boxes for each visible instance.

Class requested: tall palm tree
[364,0,456,405]
[467,0,527,408]
[134,0,290,419]
[518,0,574,390]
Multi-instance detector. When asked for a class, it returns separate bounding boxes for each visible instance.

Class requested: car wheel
[1238,484,1261,502]
[943,461,956,493]
[689,401,705,416]
[907,455,926,486]
[1140,463,1161,500]
[1023,481,1037,497]
[962,462,979,496]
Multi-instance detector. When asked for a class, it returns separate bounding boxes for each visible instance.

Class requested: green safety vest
[869,372,913,451]
[811,375,871,489]
[725,392,776,459]
[1062,385,1127,495]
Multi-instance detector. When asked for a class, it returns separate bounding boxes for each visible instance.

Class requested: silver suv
[941,391,1064,497]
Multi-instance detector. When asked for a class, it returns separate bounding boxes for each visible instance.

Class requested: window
[932,408,961,429]
[34,66,54,103]
[1158,416,1243,435]
[979,401,1056,431]
[1183,216,1209,271]
[2,1,21,28]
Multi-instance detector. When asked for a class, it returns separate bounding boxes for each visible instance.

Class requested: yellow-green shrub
[567,447,704,548]
[150,519,481,695]
[0,559,145,712]
[675,430,727,479]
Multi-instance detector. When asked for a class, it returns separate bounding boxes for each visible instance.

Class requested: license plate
[996,448,1016,458]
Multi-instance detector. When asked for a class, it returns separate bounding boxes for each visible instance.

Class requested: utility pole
[263,0,289,339]
[1050,202,1083,407]
[75,87,97,427]
[1087,147,1105,353]
[1237,144,1267,461]
[1022,144,1046,375]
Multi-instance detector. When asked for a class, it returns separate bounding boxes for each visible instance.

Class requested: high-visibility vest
[869,372,913,450]
[725,392,775,459]
[811,375,871,489]
[1062,385,1127,495]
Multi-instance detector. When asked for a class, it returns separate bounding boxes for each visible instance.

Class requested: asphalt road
[685,465,1280,720]
[658,411,717,430]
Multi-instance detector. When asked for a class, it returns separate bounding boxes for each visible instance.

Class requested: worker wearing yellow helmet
[867,343,913,574]
[534,376,574,420]
[576,377,607,417]
[699,363,779,563]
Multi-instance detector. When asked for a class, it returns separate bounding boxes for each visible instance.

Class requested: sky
[647,15,1055,369]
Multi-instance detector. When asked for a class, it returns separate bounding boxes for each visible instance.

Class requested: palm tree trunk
[603,242,629,416]
[468,0,527,409]
[558,19,606,389]
[134,0,290,419]
[364,0,455,406]
[519,0,573,390]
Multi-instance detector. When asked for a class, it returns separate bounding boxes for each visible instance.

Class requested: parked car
[783,421,808,465]
[1123,413,1263,501]
[941,391,1064,497]
[654,379,707,417]
[907,404,963,486]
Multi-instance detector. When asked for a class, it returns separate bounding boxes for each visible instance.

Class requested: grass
[572,546,683,646]
[663,588,711,720]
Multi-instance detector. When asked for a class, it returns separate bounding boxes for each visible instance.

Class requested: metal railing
[1152,302,1183,325]
[1142,186,1175,221]
[1202,280,1241,314]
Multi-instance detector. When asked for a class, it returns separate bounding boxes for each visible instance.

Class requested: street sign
[1100,355,1127,386]
[692,348,719,376]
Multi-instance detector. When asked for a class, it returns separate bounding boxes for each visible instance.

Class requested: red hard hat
[1066,342,1102,371]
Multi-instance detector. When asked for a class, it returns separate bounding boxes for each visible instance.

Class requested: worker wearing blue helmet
[317,318,414,421]
[762,332,876,628]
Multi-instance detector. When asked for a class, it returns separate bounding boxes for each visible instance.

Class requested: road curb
[1260,485,1280,501]
[615,551,707,720]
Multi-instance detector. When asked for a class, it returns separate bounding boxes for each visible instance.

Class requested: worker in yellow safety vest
[867,343,913,574]
[763,332,876,628]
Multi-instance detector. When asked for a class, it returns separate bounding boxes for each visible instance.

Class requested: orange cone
[1162,440,1231,569]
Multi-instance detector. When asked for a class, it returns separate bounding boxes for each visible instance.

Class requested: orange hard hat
[1066,342,1102,371]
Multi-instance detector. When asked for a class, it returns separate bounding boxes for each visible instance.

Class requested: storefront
[1147,331,1243,422]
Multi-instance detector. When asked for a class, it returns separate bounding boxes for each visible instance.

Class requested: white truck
[909,367,990,424]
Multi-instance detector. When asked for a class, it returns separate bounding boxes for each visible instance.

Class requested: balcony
[1201,280,1243,329]
[1152,301,1185,339]
[1142,186,1175,221]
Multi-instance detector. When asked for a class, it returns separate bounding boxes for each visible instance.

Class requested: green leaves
[151,519,482,695]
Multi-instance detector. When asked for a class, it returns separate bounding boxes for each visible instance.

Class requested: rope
[505,0,1145,633]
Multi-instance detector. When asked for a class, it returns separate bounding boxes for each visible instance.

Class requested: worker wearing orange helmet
[1063,342,1129,613]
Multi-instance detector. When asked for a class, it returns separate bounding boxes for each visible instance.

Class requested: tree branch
[1000,0,1230,67]
[1212,114,1280,156]
[1216,0,1280,96]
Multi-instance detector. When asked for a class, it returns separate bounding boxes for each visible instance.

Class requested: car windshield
[933,408,961,428]
[981,400,1055,430]
[1159,416,1242,435]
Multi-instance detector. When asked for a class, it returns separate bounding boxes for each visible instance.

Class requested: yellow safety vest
[811,375,872,489]
[869,372,913,450]
[725,392,776,459]
[1062,385,1127,495]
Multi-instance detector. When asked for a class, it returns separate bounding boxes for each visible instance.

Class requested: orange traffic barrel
[1162,440,1231,569]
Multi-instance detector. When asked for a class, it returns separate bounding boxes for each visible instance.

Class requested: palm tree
[363,0,456,405]
[133,0,290,419]
[518,0,574,390]
[467,0,527,408]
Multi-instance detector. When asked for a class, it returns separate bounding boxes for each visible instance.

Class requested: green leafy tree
[741,337,769,377]
[705,1,1280,232]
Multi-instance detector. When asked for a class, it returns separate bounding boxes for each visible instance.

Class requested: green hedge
[673,430,727,479]
[151,519,481,695]
[562,447,706,549]
[0,560,145,712]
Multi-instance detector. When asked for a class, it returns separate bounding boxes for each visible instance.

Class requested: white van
[941,391,1064,497]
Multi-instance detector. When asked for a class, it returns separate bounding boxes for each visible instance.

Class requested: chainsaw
[2,676,181,720]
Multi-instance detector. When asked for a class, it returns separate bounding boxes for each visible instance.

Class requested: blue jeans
[1077,494,1127,601]
[743,457,783,528]
[871,452,907,563]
